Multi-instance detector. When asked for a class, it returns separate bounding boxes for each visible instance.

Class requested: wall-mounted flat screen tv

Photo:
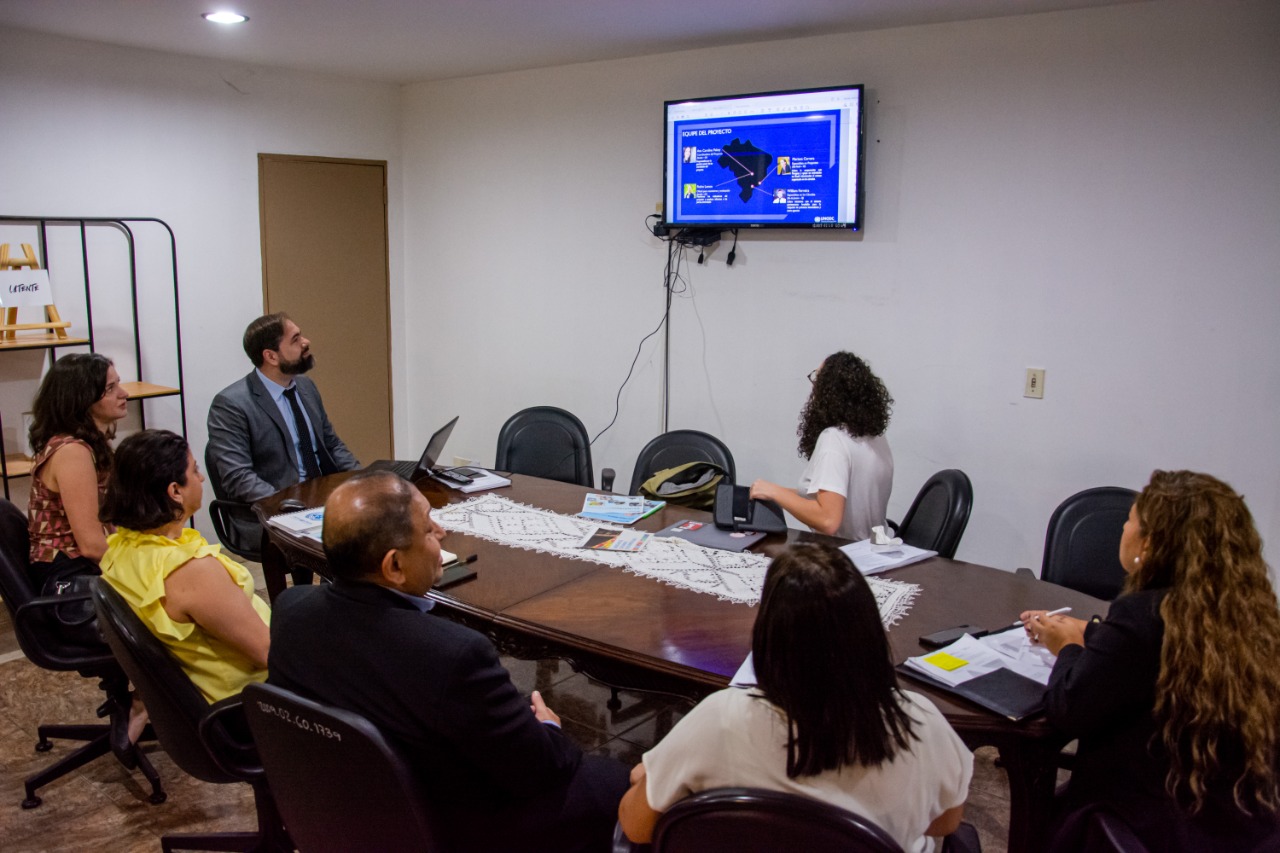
[663,84,865,231]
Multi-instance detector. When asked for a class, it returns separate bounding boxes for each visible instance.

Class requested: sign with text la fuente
[0,268,54,307]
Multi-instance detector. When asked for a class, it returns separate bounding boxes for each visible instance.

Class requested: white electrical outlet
[1024,368,1045,399]
[452,455,473,467]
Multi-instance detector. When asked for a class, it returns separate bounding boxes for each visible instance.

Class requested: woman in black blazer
[1024,470,1280,851]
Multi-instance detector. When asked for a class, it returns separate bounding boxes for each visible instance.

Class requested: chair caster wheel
[22,795,42,809]
[149,791,167,805]
[35,740,52,752]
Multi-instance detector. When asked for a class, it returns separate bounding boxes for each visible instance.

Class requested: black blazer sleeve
[1044,589,1165,738]
[437,631,582,798]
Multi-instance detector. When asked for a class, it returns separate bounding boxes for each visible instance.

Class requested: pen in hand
[1012,606,1071,627]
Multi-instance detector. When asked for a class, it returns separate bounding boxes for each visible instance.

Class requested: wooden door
[258,155,392,462]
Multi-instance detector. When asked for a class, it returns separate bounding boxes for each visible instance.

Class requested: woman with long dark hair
[1026,470,1280,850]
[26,352,129,589]
[619,544,973,851]
[750,352,894,540]
[100,430,270,704]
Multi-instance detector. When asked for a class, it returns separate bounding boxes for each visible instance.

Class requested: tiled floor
[1,569,1014,852]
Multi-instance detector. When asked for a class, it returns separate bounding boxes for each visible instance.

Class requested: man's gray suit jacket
[205,372,359,540]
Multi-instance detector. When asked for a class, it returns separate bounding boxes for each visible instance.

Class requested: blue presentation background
[671,108,845,225]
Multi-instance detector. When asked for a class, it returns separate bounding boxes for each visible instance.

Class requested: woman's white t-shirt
[799,427,893,540]
[643,687,973,853]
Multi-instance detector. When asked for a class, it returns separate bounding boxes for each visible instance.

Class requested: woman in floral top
[26,352,129,591]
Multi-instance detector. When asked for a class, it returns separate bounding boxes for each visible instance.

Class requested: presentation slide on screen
[666,94,859,227]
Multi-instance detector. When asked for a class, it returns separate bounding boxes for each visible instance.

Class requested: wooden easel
[0,243,73,342]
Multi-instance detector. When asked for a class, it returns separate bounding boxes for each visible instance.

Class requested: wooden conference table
[256,472,1107,853]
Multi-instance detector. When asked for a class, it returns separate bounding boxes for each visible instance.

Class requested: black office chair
[92,580,290,853]
[0,499,163,809]
[1048,804,1152,853]
[243,682,438,852]
[204,446,264,563]
[207,499,264,562]
[894,469,973,559]
[1040,487,1136,601]
[649,787,904,852]
[627,429,736,497]
[495,405,594,487]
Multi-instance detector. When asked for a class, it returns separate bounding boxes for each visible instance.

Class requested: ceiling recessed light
[203,11,249,25]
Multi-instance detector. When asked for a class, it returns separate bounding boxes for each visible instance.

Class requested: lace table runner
[432,494,919,625]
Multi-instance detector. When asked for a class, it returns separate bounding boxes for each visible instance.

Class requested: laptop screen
[413,416,459,476]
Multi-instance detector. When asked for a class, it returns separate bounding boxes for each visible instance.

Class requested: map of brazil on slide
[718,139,773,202]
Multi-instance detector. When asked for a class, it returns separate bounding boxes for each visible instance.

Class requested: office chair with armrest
[0,498,163,809]
[649,787,904,853]
[92,580,290,853]
[207,499,264,563]
[243,682,438,853]
[205,445,313,588]
[1040,487,1136,601]
[628,430,736,497]
[894,469,973,559]
[203,446,264,564]
[496,405,594,488]
[1048,804,1152,853]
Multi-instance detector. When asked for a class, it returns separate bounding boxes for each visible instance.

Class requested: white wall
[1,3,1275,575]
[400,0,1280,571]
[0,32,403,531]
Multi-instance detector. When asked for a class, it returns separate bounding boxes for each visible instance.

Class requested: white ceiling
[0,0,1146,85]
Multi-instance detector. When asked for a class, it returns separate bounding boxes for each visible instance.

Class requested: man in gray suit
[206,313,360,565]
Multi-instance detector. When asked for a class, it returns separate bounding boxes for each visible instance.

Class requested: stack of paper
[730,652,757,688]
[267,507,325,543]
[839,539,936,575]
[904,632,1055,688]
[904,634,1011,687]
[452,469,511,494]
[578,493,665,525]
[899,632,1053,721]
[578,528,652,552]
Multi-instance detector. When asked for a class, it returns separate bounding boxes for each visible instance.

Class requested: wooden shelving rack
[0,216,186,500]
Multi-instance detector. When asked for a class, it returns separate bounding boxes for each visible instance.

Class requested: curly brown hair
[1127,470,1280,815]
[797,352,893,458]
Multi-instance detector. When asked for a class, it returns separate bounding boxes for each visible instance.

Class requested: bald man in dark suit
[267,471,629,852]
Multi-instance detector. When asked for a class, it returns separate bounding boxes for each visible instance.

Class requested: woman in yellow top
[100,429,270,704]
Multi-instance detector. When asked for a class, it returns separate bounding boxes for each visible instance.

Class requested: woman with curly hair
[750,351,893,540]
[1025,470,1280,850]
[26,352,130,591]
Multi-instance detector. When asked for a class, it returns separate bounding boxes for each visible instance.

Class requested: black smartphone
[919,625,985,649]
[434,563,477,590]
[452,467,483,479]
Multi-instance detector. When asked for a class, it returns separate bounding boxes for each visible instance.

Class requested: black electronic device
[663,84,866,231]
[919,625,986,649]
[713,483,787,535]
[434,563,476,589]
